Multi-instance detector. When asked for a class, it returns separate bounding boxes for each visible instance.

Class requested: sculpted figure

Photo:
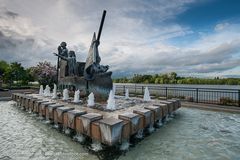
[84,33,109,80]
[58,42,68,57]
[54,50,77,76]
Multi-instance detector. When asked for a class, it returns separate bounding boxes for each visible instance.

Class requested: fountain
[52,84,57,99]
[62,89,69,101]
[125,88,129,99]
[91,140,103,151]
[44,85,51,97]
[112,84,116,96]
[87,92,95,107]
[73,90,81,103]
[10,10,182,153]
[39,85,44,95]
[106,90,116,110]
[143,87,151,102]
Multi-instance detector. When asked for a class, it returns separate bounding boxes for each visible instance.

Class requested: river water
[1,101,240,160]
[114,83,240,89]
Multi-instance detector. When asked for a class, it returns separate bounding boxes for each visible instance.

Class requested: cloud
[214,22,229,31]
[0,0,240,78]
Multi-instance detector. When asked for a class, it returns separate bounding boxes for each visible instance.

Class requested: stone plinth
[29,98,39,112]
[90,121,101,141]
[158,100,174,114]
[39,102,55,117]
[11,93,16,101]
[144,106,162,122]
[121,121,130,140]
[54,107,74,124]
[76,113,103,136]
[153,103,168,118]
[33,100,48,113]
[133,108,153,128]
[118,113,141,135]
[168,99,181,110]
[99,118,123,146]
[46,104,64,120]
[21,96,27,108]
[25,97,33,110]
[63,109,87,129]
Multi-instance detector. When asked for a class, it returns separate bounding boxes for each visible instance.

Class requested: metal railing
[114,84,240,107]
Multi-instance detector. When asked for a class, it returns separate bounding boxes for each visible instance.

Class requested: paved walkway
[182,101,240,114]
[0,89,37,101]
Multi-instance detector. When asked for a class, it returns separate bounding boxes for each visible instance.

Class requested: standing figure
[57,42,68,77]
[54,50,77,76]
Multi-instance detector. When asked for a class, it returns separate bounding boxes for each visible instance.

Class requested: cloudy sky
[0,0,240,78]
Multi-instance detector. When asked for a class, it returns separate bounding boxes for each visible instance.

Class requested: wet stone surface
[2,97,240,160]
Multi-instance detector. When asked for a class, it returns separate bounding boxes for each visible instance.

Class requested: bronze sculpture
[53,10,112,100]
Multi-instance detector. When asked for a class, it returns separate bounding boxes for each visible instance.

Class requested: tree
[31,61,57,87]
[0,60,9,77]
[3,62,28,86]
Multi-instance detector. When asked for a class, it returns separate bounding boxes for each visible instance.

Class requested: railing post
[165,87,168,99]
[196,88,198,103]
[123,85,125,95]
[142,86,144,95]
[238,90,240,107]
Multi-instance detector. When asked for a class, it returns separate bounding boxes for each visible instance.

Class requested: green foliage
[2,62,32,86]
[113,72,240,85]
[0,60,9,76]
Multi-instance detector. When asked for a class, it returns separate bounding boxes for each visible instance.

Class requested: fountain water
[73,133,85,143]
[120,139,130,151]
[112,84,116,96]
[44,85,51,97]
[148,124,155,133]
[106,90,116,110]
[39,85,44,95]
[87,92,95,107]
[62,89,69,101]
[91,140,103,151]
[143,87,151,102]
[73,90,81,103]
[52,84,57,99]
[125,88,129,99]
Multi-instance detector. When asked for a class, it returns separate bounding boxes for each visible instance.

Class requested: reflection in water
[1,101,240,160]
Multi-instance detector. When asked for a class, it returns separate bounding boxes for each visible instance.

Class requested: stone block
[99,118,123,146]
[170,99,181,109]
[39,102,55,117]
[77,113,103,136]
[144,105,162,122]
[121,121,130,140]
[11,93,15,100]
[159,100,174,114]
[153,103,168,118]
[54,107,74,124]
[167,99,178,111]
[29,98,39,112]
[25,97,33,110]
[133,108,153,128]
[46,104,64,120]
[21,96,27,108]
[33,100,48,113]
[63,109,87,129]
[118,113,141,135]
[90,121,101,142]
